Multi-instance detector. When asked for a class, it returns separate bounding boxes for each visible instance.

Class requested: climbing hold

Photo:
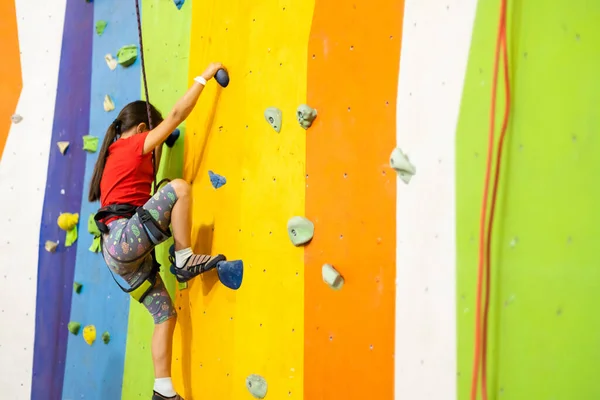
[83,135,99,153]
[264,107,282,133]
[105,54,117,70]
[44,240,58,253]
[68,321,81,335]
[95,20,107,36]
[57,141,70,155]
[88,214,101,253]
[73,282,83,294]
[173,0,185,10]
[208,170,226,189]
[389,147,416,184]
[103,95,115,112]
[246,374,268,399]
[215,69,230,88]
[165,129,180,148]
[11,114,22,124]
[287,216,314,246]
[296,104,317,129]
[116,45,138,67]
[57,212,79,247]
[83,325,96,346]
[217,260,243,290]
[322,264,344,290]
[102,331,110,344]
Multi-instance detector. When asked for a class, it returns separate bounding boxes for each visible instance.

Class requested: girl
[88,62,226,400]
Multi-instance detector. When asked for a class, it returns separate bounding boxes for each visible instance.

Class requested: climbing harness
[94,205,172,302]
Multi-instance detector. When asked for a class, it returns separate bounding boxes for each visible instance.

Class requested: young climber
[88,62,226,400]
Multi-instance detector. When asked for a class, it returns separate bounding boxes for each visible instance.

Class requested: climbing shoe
[168,245,226,283]
[152,392,184,400]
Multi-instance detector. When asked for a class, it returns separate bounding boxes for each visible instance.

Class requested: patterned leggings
[101,184,178,324]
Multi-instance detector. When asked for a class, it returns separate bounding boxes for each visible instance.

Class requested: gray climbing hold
[11,114,22,124]
[389,147,416,184]
[264,107,282,133]
[322,263,344,290]
[287,216,314,246]
[296,104,317,129]
[246,374,268,399]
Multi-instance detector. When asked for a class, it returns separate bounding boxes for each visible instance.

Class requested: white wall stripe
[0,0,67,397]
[394,0,478,398]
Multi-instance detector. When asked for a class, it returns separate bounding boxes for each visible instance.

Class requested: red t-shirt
[100,131,153,209]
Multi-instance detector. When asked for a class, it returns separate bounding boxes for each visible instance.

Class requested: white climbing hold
[246,374,268,399]
[105,54,117,70]
[11,114,23,124]
[322,263,344,290]
[44,240,58,253]
[389,147,416,184]
[57,141,70,155]
[104,95,115,112]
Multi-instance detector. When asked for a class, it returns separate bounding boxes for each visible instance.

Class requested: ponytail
[88,119,121,202]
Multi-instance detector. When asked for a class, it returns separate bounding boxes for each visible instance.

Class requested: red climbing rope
[134,0,158,193]
[470,0,510,398]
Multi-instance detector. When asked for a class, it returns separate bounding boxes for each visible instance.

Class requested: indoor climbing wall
[3,0,600,399]
[456,1,600,399]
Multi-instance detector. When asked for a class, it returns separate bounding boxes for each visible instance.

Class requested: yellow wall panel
[173,1,314,398]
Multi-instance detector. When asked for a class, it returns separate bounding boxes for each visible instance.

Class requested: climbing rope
[134,0,159,193]
[470,0,510,398]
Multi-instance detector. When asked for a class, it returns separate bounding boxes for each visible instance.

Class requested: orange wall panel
[0,0,22,158]
[304,1,403,398]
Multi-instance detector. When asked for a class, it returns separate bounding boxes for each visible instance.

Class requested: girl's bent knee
[169,178,190,198]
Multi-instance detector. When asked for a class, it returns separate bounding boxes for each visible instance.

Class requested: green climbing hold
[116,45,138,67]
[246,374,268,399]
[95,20,107,36]
[102,331,111,344]
[82,135,99,153]
[73,282,83,294]
[264,107,282,133]
[68,321,81,335]
[287,216,314,246]
[88,214,101,252]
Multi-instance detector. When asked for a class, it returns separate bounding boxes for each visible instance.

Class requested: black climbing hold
[165,129,180,148]
[215,69,230,88]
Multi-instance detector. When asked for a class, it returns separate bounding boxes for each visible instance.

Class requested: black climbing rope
[134,0,159,193]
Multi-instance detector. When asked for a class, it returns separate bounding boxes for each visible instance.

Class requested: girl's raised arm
[143,62,224,155]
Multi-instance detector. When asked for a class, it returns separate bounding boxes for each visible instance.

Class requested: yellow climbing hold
[57,213,79,231]
[44,240,58,253]
[57,213,79,247]
[57,141,70,155]
[83,325,96,346]
[103,95,115,112]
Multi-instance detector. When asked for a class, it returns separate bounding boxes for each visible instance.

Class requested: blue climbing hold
[165,129,180,148]
[173,0,185,10]
[215,69,230,88]
[217,260,243,290]
[209,170,226,189]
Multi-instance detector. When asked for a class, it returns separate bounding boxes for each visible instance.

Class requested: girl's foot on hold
[169,245,226,283]
[152,391,184,400]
